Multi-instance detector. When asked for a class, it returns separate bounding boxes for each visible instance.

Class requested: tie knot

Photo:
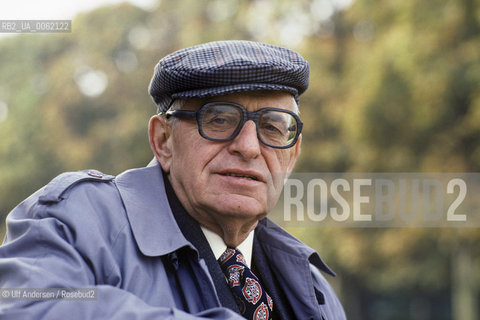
[218,248,248,268]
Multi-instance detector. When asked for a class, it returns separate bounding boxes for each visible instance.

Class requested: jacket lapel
[114,160,190,257]
[255,219,334,320]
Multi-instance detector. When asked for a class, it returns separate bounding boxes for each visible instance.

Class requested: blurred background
[0,0,479,319]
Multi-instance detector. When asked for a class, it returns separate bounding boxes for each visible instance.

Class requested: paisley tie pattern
[218,248,273,320]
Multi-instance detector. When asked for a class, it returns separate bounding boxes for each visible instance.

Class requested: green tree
[1,1,479,319]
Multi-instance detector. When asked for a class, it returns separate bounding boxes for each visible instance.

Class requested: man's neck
[201,225,254,268]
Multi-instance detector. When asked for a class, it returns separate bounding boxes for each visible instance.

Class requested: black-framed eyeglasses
[163,102,303,149]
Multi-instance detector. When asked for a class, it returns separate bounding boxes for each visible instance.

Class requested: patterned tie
[218,248,273,320]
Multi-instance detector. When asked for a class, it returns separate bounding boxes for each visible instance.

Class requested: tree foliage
[1,1,479,319]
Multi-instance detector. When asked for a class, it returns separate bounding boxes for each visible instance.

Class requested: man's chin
[207,195,267,219]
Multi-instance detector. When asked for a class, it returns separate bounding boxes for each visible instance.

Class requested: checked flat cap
[148,40,310,113]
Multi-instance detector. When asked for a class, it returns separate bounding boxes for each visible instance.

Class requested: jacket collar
[256,219,336,320]
[115,159,191,257]
[256,219,335,277]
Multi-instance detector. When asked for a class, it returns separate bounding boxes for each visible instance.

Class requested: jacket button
[168,252,179,270]
[87,170,103,178]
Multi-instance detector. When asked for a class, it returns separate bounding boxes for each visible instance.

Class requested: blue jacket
[0,161,346,319]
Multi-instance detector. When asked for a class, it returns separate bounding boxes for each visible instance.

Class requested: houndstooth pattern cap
[148,40,310,113]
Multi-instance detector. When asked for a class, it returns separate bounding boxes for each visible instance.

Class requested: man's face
[157,91,301,233]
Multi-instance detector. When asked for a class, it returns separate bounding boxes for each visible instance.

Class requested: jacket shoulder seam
[38,170,115,204]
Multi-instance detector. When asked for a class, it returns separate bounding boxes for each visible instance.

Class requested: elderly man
[0,41,346,319]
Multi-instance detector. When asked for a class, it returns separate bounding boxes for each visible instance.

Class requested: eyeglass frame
[162,101,303,149]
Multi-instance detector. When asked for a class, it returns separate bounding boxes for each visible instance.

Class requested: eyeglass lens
[200,104,298,147]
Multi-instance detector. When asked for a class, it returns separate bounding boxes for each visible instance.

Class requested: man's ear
[149,115,173,172]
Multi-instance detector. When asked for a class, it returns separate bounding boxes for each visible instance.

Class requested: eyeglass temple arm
[163,109,197,119]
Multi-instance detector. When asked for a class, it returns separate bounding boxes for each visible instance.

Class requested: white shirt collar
[200,226,254,268]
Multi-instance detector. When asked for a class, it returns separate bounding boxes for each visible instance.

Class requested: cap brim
[154,83,299,112]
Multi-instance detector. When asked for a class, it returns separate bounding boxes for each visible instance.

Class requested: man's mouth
[220,173,260,181]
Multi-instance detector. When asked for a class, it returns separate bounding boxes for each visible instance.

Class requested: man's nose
[227,120,261,159]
